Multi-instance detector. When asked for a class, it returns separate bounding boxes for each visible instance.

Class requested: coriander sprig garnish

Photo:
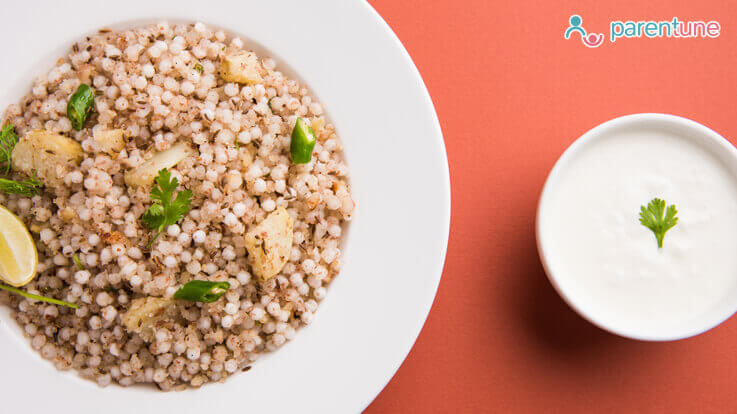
[0,173,42,197]
[639,198,679,248]
[141,168,192,248]
[0,284,78,309]
[0,124,18,174]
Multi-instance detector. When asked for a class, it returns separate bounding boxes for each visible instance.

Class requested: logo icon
[564,15,604,48]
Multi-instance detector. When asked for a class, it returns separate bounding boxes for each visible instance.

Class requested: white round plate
[0,1,450,412]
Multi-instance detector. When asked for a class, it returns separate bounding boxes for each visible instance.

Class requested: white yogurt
[537,114,737,340]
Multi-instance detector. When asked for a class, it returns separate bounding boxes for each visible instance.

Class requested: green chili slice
[290,117,316,164]
[0,284,78,309]
[173,280,230,303]
[67,84,95,131]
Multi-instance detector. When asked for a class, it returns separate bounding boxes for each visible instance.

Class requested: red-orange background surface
[365,1,737,413]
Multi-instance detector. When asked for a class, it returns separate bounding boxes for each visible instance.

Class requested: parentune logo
[565,14,721,48]
[564,15,605,48]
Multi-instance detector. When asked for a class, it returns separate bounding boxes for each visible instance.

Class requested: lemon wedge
[0,205,37,287]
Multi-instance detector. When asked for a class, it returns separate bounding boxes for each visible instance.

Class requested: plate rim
[0,0,451,411]
[356,1,451,409]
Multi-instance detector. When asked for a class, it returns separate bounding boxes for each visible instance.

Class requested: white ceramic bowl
[0,1,450,412]
[536,113,737,341]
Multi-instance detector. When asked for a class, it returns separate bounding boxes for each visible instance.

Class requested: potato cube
[244,208,294,282]
[121,297,178,342]
[93,128,126,155]
[124,142,193,187]
[220,51,265,84]
[12,130,83,187]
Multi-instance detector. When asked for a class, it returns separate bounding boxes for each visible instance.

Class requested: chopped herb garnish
[72,253,85,270]
[0,283,78,309]
[267,97,275,114]
[0,124,18,175]
[639,198,679,248]
[194,62,204,74]
[173,280,230,303]
[0,174,42,197]
[141,168,192,248]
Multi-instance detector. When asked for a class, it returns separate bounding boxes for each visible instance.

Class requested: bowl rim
[536,113,737,341]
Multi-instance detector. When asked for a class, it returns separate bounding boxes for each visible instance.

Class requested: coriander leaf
[168,189,193,223]
[639,198,679,248]
[0,124,18,175]
[150,168,178,202]
[142,168,192,248]
[141,203,164,230]
[0,174,42,197]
